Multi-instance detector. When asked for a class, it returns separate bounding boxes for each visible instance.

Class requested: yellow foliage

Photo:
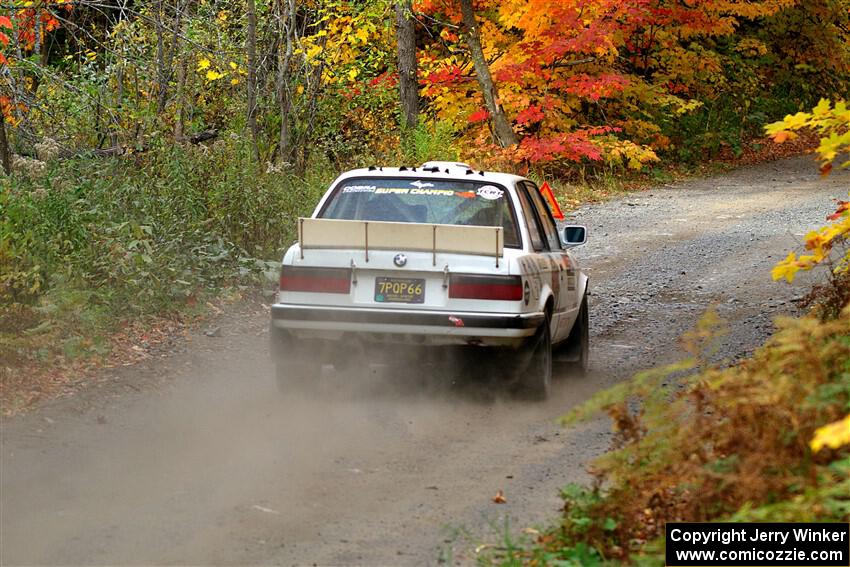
[770,211,850,283]
[556,305,850,559]
[766,99,850,169]
[810,414,850,453]
[735,37,768,57]
[770,100,850,285]
[596,137,660,169]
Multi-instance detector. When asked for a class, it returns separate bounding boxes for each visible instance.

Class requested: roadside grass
[0,139,331,414]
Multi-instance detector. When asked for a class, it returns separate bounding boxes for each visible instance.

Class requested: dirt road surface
[2,156,847,566]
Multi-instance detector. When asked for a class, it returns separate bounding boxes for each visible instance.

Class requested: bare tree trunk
[159,0,183,113]
[459,0,517,147]
[30,17,42,93]
[155,0,167,112]
[246,0,260,164]
[0,118,11,175]
[293,16,327,174]
[395,0,417,130]
[296,61,322,174]
[173,0,190,139]
[112,64,123,148]
[276,0,295,163]
[173,58,187,139]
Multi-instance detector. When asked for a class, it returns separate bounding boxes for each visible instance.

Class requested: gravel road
[2,156,847,566]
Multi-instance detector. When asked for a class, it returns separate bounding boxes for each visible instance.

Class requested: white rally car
[270,161,589,399]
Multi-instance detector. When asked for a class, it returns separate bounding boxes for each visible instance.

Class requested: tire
[559,294,589,376]
[515,310,553,401]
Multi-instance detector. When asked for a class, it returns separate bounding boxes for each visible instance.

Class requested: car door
[514,182,561,336]
[519,181,577,342]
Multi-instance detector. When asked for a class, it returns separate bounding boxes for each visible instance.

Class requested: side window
[515,183,547,252]
[523,181,562,251]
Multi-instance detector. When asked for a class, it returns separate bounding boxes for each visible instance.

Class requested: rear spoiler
[298,218,504,267]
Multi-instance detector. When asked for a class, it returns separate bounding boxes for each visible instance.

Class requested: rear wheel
[515,311,553,400]
[560,294,589,376]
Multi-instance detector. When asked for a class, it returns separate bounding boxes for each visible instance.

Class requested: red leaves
[515,105,545,125]
[0,14,10,49]
[467,108,490,123]
[827,201,848,221]
[42,13,61,33]
[2,6,64,53]
[422,65,466,86]
[558,73,630,102]
[368,71,398,89]
[518,131,603,163]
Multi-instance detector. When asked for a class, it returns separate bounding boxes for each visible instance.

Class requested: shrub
[0,141,331,363]
[487,308,850,565]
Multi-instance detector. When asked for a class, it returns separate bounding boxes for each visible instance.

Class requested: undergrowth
[0,138,331,368]
[485,302,850,565]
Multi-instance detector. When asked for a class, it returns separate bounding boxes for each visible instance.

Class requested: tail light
[279,266,351,294]
[449,274,523,301]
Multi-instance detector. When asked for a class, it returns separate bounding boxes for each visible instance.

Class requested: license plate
[374,277,425,304]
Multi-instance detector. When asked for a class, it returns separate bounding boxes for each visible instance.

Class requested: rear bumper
[271,303,543,344]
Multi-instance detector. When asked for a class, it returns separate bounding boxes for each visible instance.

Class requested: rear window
[319,178,521,247]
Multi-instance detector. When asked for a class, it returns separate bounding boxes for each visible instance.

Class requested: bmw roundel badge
[393,253,408,267]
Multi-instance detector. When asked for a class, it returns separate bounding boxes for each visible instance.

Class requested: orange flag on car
[539,182,564,220]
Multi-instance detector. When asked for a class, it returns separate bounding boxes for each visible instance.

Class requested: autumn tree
[458,0,516,147]
[414,0,848,171]
[0,0,848,173]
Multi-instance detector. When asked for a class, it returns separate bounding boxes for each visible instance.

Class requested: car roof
[332,166,527,188]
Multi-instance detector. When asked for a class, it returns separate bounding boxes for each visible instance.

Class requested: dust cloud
[2,327,595,565]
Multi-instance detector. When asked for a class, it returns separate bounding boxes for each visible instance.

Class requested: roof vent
[421,160,472,170]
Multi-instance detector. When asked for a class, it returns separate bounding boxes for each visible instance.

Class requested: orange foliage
[415,0,822,169]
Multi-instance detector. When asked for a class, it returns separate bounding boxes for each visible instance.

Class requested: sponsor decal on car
[476,185,504,200]
[410,180,435,189]
[342,185,377,193]
[372,187,455,196]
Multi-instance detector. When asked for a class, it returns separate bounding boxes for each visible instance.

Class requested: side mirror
[561,225,587,248]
